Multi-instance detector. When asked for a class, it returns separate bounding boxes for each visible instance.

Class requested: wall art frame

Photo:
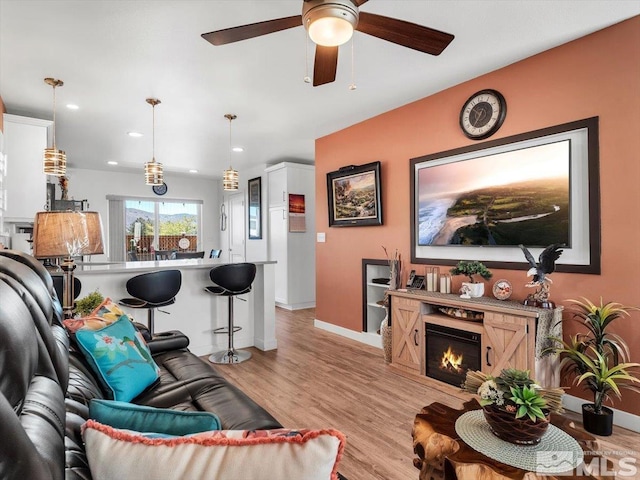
[327,161,382,227]
[247,176,262,239]
[410,117,600,274]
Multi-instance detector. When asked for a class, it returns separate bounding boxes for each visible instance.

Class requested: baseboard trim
[561,395,639,433]
[276,301,316,311]
[314,319,382,349]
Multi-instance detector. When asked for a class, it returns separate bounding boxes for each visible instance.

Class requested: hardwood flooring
[210,308,640,480]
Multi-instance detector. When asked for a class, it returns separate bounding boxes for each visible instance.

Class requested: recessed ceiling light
[232,146,244,152]
[66,104,79,110]
[189,169,198,173]
[107,161,118,165]
[127,131,143,137]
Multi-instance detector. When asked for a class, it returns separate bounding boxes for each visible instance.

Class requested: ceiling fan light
[308,16,354,47]
[223,167,239,191]
[303,2,358,47]
[43,148,67,176]
[145,160,164,185]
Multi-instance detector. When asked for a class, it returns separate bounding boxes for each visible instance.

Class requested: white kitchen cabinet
[3,114,52,222]
[266,162,315,310]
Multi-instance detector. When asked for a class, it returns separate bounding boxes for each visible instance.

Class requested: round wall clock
[459,89,507,140]
[152,182,168,196]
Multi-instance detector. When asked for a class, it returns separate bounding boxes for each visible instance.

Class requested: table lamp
[32,211,104,318]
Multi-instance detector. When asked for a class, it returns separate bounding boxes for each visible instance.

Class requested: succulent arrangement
[463,368,564,421]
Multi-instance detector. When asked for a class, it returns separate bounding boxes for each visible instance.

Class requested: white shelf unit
[362,259,391,335]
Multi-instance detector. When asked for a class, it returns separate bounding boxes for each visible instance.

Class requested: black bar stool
[119,270,182,336]
[205,263,255,364]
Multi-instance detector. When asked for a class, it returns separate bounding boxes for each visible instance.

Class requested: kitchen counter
[73,259,277,356]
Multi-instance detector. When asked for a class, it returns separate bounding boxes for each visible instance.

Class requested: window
[124,199,202,260]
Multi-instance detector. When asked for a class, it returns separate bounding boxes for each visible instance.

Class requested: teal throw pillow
[75,315,160,402]
[89,399,221,436]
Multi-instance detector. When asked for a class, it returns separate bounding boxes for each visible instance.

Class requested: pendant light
[222,114,239,191]
[43,78,67,176]
[144,98,163,186]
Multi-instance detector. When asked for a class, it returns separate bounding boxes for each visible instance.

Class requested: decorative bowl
[482,405,550,445]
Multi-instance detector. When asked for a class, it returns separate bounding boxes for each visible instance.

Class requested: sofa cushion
[84,420,345,480]
[75,315,159,402]
[89,399,221,436]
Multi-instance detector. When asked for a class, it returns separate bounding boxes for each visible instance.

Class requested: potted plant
[462,368,564,445]
[75,289,104,318]
[449,260,492,298]
[548,298,640,436]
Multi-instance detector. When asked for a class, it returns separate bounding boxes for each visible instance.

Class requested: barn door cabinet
[390,296,423,374]
[388,290,553,386]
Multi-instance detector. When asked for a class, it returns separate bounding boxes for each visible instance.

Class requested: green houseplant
[548,297,640,436]
[449,260,492,298]
[462,369,564,445]
[75,289,104,317]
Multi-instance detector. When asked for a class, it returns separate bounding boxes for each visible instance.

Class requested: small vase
[461,282,484,298]
[380,309,392,364]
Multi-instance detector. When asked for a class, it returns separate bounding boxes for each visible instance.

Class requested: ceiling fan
[201,0,454,87]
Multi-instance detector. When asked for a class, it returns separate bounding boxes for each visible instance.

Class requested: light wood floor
[210,308,640,480]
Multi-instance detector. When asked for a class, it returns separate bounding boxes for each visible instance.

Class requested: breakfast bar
[74,259,277,356]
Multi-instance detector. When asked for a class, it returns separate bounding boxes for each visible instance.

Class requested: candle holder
[439,273,452,294]
[426,267,440,292]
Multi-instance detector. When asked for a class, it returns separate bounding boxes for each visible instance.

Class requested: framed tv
[327,161,382,227]
[410,117,600,273]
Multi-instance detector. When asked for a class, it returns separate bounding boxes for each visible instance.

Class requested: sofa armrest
[148,330,190,353]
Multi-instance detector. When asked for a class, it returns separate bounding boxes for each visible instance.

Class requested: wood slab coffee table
[412,399,603,480]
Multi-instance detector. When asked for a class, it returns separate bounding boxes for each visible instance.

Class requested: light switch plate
[317,232,326,243]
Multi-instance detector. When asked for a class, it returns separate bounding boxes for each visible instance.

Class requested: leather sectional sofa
[0,250,345,479]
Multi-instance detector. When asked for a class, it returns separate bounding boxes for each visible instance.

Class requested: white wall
[64,168,221,261]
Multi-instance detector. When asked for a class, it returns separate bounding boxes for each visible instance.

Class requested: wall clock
[459,89,507,140]
[152,182,168,196]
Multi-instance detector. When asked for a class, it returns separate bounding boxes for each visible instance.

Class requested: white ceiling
[1,1,638,181]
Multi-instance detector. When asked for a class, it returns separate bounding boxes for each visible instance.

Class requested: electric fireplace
[425,323,481,387]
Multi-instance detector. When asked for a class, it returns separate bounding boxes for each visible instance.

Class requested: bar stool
[119,270,182,336]
[205,263,255,364]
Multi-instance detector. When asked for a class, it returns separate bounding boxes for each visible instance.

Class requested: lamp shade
[32,211,104,258]
[223,167,239,191]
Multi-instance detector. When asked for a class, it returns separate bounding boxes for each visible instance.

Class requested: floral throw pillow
[75,314,159,401]
[63,297,132,334]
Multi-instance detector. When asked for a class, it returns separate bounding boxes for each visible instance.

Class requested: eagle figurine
[519,243,564,308]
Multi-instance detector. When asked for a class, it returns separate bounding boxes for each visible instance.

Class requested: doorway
[228,192,245,262]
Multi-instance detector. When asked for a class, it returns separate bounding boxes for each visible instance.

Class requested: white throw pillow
[83,420,346,480]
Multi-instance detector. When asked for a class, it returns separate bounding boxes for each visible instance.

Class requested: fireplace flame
[440,346,463,373]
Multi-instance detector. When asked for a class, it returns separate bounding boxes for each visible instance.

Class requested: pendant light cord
[152,103,156,162]
[52,84,57,148]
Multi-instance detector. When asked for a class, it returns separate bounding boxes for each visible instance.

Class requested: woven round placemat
[455,410,584,474]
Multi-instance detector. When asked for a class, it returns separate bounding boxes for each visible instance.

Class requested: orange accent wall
[315,17,640,415]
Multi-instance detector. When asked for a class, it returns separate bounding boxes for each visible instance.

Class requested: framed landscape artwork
[248,177,261,239]
[410,117,600,273]
[327,161,382,227]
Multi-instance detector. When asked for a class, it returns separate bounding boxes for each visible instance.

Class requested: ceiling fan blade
[352,0,369,6]
[202,15,302,45]
[356,12,454,55]
[313,45,339,87]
